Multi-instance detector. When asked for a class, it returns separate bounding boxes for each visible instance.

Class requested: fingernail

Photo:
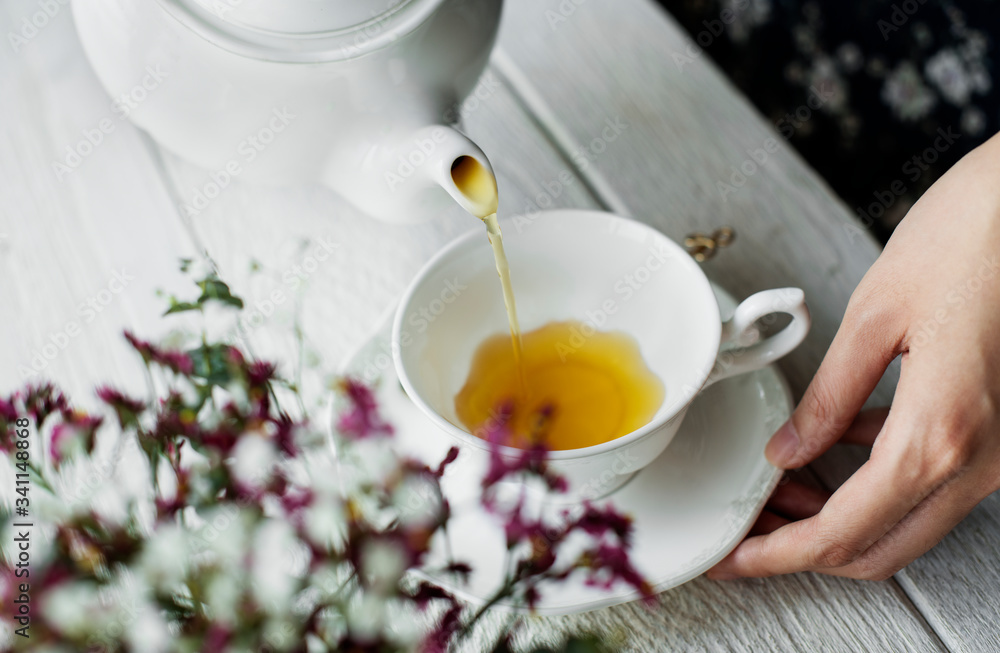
[707,570,740,581]
[765,420,799,467]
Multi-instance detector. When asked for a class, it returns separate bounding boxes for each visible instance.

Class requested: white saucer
[338,284,791,616]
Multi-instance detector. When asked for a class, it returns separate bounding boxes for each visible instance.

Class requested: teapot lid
[158,0,441,62]
[190,0,407,34]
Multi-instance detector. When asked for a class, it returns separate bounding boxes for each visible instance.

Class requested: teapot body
[72,0,503,221]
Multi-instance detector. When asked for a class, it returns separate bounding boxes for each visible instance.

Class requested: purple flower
[272,413,297,457]
[421,602,463,653]
[443,561,472,581]
[279,485,313,516]
[481,440,567,499]
[409,581,454,610]
[523,585,541,611]
[49,412,103,466]
[0,396,18,423]
[247,360,277,387]
[572,502,635,544]
[0,395,20,453]
[434,446,459,478]
[336,378,393,440]
[23,383,68,428]
[200,625,231,653]
[578,542,654,601]
[123,331,193,375]
[479,402,567,497]
[199,423,240,456]
[155,468,189,520]
[96,385,146,428]
[151,403,199,442]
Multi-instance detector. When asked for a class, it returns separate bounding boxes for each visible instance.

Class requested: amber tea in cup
[454,320,665,451]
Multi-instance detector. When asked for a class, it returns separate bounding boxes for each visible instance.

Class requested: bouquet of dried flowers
[0,271,651,652]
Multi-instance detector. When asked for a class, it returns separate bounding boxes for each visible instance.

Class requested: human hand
[708,132,1000,581]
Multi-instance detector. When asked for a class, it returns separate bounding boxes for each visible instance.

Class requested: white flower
[90,483,130,526]
[724,0,771,43]
[391,474,442,527]
[784,62,805,84]
[307,631,337,653]
[41,582,107,637]
[792,25,815,54]
[261,616,299,651]
[177,375,204,407]
[346,592,388,642]
[925,49,974,105]
[360,539,409,596]
[117,440,155,501]
[836,43,863,73]
[30,484,72,523]
[809,57,848,112]
[967,63,992,95]
[251,520,300,613]
[205,573,243,625]
[229,434,277,490]
[127,604,171,653]
[959,31,987,62]
[139,523,189,588]
[383,599,424,649]
[961,107,986,136]
[867,56,888,77]
[196,505,251,570]
[913,23,932,48]
[882,62,937,121]
[304,497,348,554]
[349,439,399,485]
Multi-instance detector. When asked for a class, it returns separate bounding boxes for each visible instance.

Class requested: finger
[839,407,891,447]
[765,479,831,521]
[707,511,788,579]
[765,302,901,469]
[747,510,789,538]
[710,396,950,577]
[710,482,826,579]
[820,476,981,580]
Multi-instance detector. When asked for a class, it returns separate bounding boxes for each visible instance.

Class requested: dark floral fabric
[661,0,998,242]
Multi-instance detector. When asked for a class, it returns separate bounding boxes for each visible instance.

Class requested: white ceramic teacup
[393,210,810,500]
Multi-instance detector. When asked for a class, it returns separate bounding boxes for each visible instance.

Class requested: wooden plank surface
[0,0,987,650]
[0,0,197,406]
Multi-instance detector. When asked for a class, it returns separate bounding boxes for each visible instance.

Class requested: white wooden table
[2,0,998,650]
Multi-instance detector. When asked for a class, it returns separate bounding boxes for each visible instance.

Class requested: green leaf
[187,343,237,387]
[197,277,244,310]
[162,268,245,316]
[163,299,201,316]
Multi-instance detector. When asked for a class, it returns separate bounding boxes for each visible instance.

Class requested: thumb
[766,300,899,468]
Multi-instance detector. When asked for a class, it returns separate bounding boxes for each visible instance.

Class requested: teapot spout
[323,125,497,223]
[423,127,498,219]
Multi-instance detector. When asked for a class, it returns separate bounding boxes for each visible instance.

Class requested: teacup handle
[705,288,811,386]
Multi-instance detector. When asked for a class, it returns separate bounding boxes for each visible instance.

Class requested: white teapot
[72,0,503,222]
